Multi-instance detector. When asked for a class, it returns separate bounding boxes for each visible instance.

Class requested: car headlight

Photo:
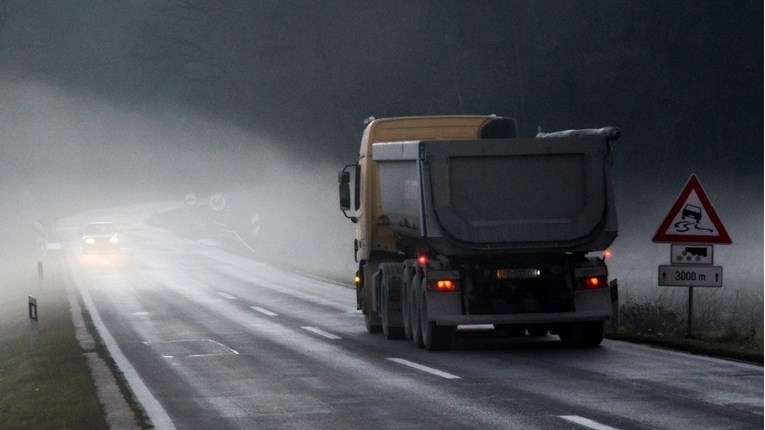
[109,236,119,245]
[83,237,95,244]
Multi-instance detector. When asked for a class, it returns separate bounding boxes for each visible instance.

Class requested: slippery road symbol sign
[652,175,731,244]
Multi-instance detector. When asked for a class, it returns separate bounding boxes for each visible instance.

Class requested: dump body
[372,136,617,255]
[338,116,619,350]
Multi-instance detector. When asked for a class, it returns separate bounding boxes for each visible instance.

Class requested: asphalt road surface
[55,203,763,430]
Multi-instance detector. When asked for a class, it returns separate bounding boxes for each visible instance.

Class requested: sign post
[652,175,731,338]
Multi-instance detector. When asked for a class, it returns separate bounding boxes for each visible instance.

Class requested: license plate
[496,268,541,280]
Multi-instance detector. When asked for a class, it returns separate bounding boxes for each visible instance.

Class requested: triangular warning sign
[652,175,731,244]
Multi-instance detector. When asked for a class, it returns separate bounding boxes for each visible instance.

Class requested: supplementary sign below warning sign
[670,244,713,265]
[652,175,732,244]
[658,265,723,287]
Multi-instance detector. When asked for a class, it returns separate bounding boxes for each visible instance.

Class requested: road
[55,202,763,430]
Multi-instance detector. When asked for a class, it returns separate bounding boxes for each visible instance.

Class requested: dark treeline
[0,0,762,185]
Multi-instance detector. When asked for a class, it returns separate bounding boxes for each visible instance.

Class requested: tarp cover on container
[426,138,613,248]
[374,136,617,252]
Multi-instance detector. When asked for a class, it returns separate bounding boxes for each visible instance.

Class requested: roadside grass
[0,256,108,429]
[607,290,764,364]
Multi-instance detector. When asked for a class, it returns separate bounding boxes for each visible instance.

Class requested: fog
[0,1,762,322]
[0,78,352,285]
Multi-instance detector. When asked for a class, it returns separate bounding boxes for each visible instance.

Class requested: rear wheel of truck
[558,321,604,347]
[380,263,405,340]
[401,265,414,340]
[410,272,424,348]
[420,277,455,351]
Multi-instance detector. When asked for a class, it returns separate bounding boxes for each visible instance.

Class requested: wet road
[56,203,763,429]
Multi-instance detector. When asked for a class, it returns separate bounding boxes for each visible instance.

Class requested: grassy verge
[607,300,763,365]
[0,254,108,429]
[606,332,763,364]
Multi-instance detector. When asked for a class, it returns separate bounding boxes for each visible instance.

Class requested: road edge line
[73,269,176,430]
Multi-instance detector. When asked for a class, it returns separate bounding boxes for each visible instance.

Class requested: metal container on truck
[338,115,620,350]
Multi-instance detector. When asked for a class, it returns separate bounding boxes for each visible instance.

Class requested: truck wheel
[558,321,604,347]
[401,266,414,340]
[362,263,382,334]
[361,287,381,334]
[380,263,405,340]
[410,272,424,348]
[363,305,382,333]
[420,278,455,351]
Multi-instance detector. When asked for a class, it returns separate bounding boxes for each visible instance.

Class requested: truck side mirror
[339,171,351,211]
[338,165,357,223]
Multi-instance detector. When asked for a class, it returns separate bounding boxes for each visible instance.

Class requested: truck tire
[362,263,382,334]
[419,277,455,351]
[558,321,604,347]
[380,263,405,340]
[401,265,415,340]
[363,292,382,333]
[410,272,424,348]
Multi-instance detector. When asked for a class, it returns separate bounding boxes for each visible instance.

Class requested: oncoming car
[81,222,120,254]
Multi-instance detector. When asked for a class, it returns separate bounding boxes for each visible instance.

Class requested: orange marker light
[603,249,612,260]
[584,277,601,288]
[428,279,457,292]
[437,280,452,289]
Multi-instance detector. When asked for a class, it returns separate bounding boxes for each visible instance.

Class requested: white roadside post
[652,175,732,338]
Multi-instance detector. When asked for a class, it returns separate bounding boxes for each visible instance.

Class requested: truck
[338,115,620,350]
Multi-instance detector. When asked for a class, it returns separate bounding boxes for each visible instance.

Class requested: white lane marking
[216,291,237,300]
[251,306,278,316]
[559,415,621,430]
[73,273,176,429]
[208,339,239,355]
[387,358,461,380]
[219,229,256,252]
[301,326,342,340]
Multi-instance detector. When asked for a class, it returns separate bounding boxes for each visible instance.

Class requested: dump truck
[338,115,620,350]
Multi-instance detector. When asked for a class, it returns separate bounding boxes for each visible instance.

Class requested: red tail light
[417,255,428,266]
